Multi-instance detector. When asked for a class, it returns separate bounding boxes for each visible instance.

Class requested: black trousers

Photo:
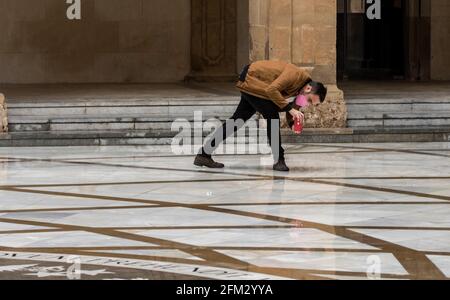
[202,92,285,161]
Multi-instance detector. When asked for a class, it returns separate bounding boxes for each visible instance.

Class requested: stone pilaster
[187,0,238,82]
[249,0,347,128]
[248,0,270,61]
[0,93,7,133]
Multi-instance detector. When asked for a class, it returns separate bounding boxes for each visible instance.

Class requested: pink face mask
[295,94,309,108]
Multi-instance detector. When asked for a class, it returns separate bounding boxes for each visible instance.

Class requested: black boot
[194,154,225,169]
[273,159,290,172]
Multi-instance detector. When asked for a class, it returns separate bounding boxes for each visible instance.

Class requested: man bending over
[194,60,327,172]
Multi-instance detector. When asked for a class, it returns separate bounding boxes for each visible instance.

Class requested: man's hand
[289,108,304,122]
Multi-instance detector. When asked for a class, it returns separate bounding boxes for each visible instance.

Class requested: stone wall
[430,0,450,80]
[0,93,7,133]
[249,0,347,128]
[0,0,191,83]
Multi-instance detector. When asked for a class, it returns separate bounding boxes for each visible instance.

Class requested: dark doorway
[338,0,407,80]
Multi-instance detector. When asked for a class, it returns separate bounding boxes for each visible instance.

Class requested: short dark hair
[310,81,327,103]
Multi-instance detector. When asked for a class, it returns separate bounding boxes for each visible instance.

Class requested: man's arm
[265,66,296,110]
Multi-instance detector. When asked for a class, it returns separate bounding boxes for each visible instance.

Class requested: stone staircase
[3,96,260,146]
[2,95,357,146]
[2,82,450,146]
[0,82,349,147]
[7,98,238,132]
[4,96,450,146]
[347,98,450,128]
[341,81,450,142]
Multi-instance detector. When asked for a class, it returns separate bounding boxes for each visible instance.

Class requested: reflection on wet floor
[0,142,449,280]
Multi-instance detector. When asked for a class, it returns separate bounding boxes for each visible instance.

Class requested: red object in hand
[293,117,304,134]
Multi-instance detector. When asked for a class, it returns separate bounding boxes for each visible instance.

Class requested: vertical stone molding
[249,0,270,61]
[201,0,226,65]
[0,93,7,133]
[188,0,238,81]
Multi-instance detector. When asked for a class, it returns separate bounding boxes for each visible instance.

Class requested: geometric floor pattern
[0,142,449,280]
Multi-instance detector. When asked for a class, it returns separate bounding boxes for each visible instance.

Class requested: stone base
[0,93,7,133]
[281,85,347,129]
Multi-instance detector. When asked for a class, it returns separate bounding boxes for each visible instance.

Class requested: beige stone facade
[0,0,341,84]
[0,0,191,83]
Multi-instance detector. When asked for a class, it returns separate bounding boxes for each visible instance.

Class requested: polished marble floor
[0,142,449,280]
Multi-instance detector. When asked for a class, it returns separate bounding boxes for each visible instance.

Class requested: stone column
[0,93,7,133]
[249,0,347,128]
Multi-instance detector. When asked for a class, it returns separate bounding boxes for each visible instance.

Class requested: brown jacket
[236,60,311,109]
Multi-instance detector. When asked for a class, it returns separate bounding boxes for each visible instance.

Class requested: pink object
[295,94,309,108]
[293,117,304,135]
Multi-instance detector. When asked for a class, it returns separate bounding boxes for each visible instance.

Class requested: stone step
[8,114,250,123]
[348,103,450,112]
[6,97,240,117]
[347,103,413,114]
[347,103,450,114]
[349,112,450,120]
[7,106,238,119]
[352,125,450,134]
[2,127,450,147]
[349,119,450,127]
[346,97,450,116]
[7,96,240,107]
[0,129,273,147]
[8,114,261,132]
[348,112,450,127]
[345,97,450,104]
